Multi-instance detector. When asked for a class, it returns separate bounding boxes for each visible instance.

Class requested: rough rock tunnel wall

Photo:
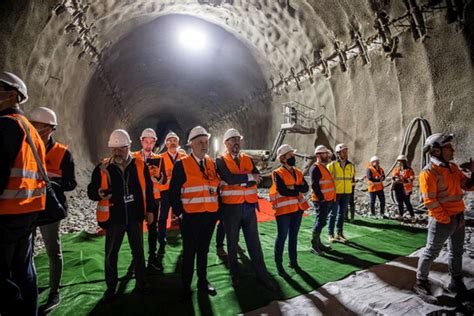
[1,0,473,185]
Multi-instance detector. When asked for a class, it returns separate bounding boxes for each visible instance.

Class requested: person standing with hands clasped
[87,129,155,303]
[269,144,309,275]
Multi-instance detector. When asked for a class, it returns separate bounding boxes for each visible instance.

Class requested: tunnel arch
[83,14,273,162]
[1,0,473,184]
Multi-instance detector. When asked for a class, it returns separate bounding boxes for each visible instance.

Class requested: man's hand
[98,188,112,200]
[252,174,262,183]
[149,165,161,177]
[460,158,474,173]
[146,212,154,225]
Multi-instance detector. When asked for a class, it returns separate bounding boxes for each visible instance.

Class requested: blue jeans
[369,190,385,215]
[417,213,465,280]
[38,221,62,294]
[275,210,303,266]
[328,194,350,235]
[0,233,38,316]
[312,201,334,234]
[221,203,267,278]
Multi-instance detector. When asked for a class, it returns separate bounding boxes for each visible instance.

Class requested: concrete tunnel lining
[1,0,473,184]
[83,14,273,163]
[1,0,474,314]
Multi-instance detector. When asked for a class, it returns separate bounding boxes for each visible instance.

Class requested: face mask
[35,127,51,137]
[287,156,296,166]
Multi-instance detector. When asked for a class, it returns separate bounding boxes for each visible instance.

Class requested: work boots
[311,232,331,255]
[310,232,323,255]
[336,232,348,243]
[413,279,438,304]
[448,276,469,295]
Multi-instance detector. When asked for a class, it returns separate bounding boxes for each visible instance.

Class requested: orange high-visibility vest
[180,155,219,213]
[0,114,47,214]
[96,158,147,227]
[419,161,467,224]
[310,162,336,202]
[46,142,68,178]
[158,151,187,192]
[133,151,161,200]
[219,152,258,204]
[368,166,385,192]
[269,166,310,216]
[392,167,415,195]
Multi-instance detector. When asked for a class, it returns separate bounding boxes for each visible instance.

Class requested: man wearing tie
[169,126,219,298]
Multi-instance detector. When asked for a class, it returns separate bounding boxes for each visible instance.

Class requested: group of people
[1,71,473,315]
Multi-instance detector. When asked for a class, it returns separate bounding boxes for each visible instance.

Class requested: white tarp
[247,200,474,316]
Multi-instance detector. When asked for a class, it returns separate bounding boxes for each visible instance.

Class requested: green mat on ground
[35,217,427,315]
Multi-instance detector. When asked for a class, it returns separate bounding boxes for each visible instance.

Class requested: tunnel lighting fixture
[213,138,219,154]
[178,27,207,51]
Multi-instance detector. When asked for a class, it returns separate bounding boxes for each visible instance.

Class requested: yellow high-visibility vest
[327,160,355,194]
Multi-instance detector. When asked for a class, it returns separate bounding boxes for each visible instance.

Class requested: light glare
[178,28,207,51]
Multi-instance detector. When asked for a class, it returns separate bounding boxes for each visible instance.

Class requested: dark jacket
[310,164,324,201]
[0,107,25,195]
[87,157,155,225]
[168,160,186,216]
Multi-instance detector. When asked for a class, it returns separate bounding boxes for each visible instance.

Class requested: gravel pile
[34,188,97,254]
[35,185,474,255]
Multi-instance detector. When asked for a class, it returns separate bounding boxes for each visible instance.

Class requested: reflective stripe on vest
[96,158,148,225]
[158,151,187,191]
[133,151,161,200]
[0,187,46,199]
[327,161,355,194]
[420,162,465,219]
[96,161,111,225]
[269,166,310,216]
[0,114,47,214]
[219,152,258,204]
[311,163,336,202]
[367,166,385,192]
[46,142,68,179]
[181,155,220,213]
[393,167,415,195]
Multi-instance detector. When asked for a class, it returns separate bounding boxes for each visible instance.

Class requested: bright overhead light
[213,138,219,154]
[178,27,207,51]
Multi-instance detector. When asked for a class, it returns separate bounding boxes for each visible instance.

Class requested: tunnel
[1,0,473,182]
[1,0,474,314]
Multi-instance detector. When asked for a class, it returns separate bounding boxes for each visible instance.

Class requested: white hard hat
[396,154,407,161]
[108,129,132,148]
[370,155,380,163]
[314,145,330,154]
[423,133,454,153]
[0,71,28,104]
[335,143,348,153]
[277,144,296,160]
[187,126,211,144]
[165,131,179,142]
[140,128,157,140]
[223,128,243,142]
[30,107,58,126]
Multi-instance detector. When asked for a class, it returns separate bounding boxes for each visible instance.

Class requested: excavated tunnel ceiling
[1,0,474,183]
[83,14,272,161]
